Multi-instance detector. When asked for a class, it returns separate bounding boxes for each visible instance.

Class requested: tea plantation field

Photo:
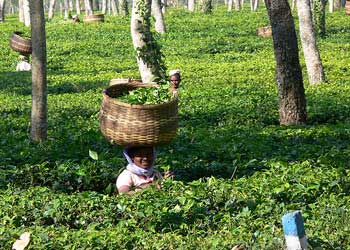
[0,5,350,249]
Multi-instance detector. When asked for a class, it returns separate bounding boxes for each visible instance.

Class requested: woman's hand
[163,170,174,179]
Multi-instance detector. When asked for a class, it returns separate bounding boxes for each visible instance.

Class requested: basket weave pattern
[83,14,105,23]
[100,81,178,146]
[10,32,32,55]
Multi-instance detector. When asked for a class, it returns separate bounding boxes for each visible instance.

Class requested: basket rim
[102,81,178,109]
[12,31,32,42]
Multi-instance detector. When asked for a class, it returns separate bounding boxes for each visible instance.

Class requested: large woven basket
[256,26,272,38]
[346,1,350,15]
[83,14,105,23]
[100,80,178,146]
[10,32,32,55]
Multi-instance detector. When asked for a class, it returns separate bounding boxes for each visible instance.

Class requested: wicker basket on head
[256,26,272,38]
[10,32,32,55]
[83,14,105,23]
[100,80,178,146]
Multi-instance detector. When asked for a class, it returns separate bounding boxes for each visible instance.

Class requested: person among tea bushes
[16,55,31,72]
[116,146,173,194]
[169,69,181,92]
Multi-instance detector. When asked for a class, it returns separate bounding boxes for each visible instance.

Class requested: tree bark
[188,0,195,11]
[335,0,341,8]
[329,0,334,12]
[76,0,81,14]
[297,0,325,85]
[29,0,48,142]
[235,0,241,10]
[228,0,233,11]
[23,0,30,26]
[48,0,56,19]
[265,0,307,125]
[312,0,326,36]
[200,0,212,13]
[152,0,166,33]
[84,0,93,14]
[131,0,165,83]
[102,0,107,13]
[0,0,5,22]
[64,0,69,19]
[161,0,166,13]
[253,0,258,10]
[119,0,129,16]
[19,0,24,22]
[111,0,118,15]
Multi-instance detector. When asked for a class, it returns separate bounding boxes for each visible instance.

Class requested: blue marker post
[282,211,307,250]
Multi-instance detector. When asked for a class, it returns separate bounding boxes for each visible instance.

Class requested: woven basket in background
[100,80,178,146]
[83,14,105,23]
[10,32,32,55]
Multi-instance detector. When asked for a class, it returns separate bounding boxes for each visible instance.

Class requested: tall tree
[228,0,233,11]
[111,0,118,15]
[102,0,107,13]
[312,0,326,36]
[19,0,24,22]
[152,0,166,33]
[29,0,48,141]
[265,0,307,125]
[84,0,93,14]
[23,0,31,26]
[329,0,334,12]
[0,0,5,22]
[64,0,69,19]
[76,0,81,14]
[48,0,56,19]
[199,0,212,13]
[297,0,325,85]
[119,0,128,15]
[188,0,195,11]
[235,0,241,11]
[131,0,166,83]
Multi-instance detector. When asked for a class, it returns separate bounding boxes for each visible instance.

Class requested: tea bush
[1,5,350,249]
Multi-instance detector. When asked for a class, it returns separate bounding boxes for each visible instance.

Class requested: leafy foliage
[0,5,350,249]
[117,83,173,104]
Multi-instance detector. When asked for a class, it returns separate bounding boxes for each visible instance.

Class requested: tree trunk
[84,0,93,14]
[119,0,128,15]
[188,0,195,11]
[235,0,241,10]
[19,0,24,22]
[253,0,258,10]
[131,0,166,83]
[111,0,118,15]
[297,0,325,85]
[265,0,307,125]
[200,0,212,13]
[161,0,166,13]
[312,0,326,36]
[48,0,56,19]
[64,0,69,19]
[152,0,166,33]
[92,0,98,10]
[335,0,341,8]
[250,0,254,10]
[23,0,30,26]
[76,0,81,14]
[228,0,233,11]
[0,0,5,22]
[29,0,48,142]
[102,0,107,13]
[329,0,334,12]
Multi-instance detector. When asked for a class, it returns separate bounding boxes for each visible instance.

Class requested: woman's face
[131,147,154,169]
[170,74,181,89]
